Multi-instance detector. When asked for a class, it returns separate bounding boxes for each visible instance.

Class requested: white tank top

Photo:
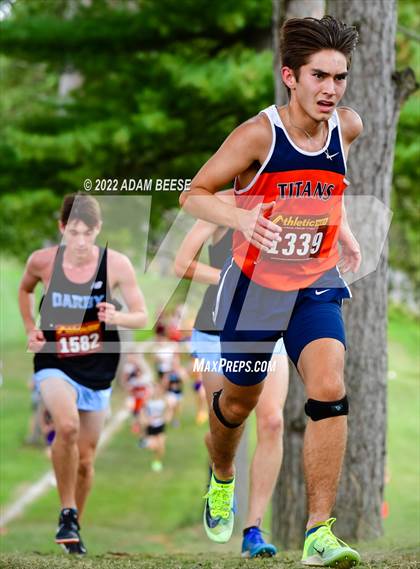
[145,398,166,427]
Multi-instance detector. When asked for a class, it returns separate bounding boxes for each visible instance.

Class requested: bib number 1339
[266,230,325,260]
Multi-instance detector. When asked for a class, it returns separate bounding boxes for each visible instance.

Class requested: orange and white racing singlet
[233,105,349,291]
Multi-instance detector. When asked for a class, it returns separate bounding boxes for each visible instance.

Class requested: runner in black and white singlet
[34,244,120,389]
[19,193,147,555]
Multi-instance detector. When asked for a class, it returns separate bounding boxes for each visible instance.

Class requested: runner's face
[60,219,100,258]
[288,49,348,121]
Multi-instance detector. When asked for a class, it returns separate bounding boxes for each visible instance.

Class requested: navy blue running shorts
[213,258,351,386]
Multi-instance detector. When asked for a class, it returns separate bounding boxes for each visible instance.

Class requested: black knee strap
[212,389,242,429]
[305,395,349,422]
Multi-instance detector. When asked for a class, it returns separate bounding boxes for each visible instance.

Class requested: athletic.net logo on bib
[55,321,103,358]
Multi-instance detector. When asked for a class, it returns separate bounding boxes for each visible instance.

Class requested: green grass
[383,305,420,546]
[1,383,215,553]
[0,550,419,568]
[0,349,51,505]
[1,256,29,348]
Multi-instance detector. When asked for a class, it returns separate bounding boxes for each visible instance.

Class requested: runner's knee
[55,419,79,443]
[223,392,258,423]
[307,372,345,401]
[258,410,284,438]
[78,456,94,480]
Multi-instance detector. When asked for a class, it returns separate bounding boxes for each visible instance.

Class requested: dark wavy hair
[280,15,359,93]
[60,193,101,228]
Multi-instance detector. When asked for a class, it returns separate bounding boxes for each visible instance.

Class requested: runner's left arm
[97,253,148,329]
[338,202,361,273]
[337,107,363,273]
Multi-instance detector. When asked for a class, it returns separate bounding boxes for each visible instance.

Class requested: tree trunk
[272,0,404,547]
[327,0,400,541]
[272,0,325,104]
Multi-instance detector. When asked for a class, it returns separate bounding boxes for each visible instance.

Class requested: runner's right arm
[18,251,47,351]
[179,116,281,251]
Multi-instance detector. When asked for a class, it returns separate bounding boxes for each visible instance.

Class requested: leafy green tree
[0,0,273,258]
[391,1,420,292]
[0,0,418,292]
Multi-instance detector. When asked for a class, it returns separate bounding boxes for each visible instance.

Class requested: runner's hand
[236,202,281,251]
[27,328,46,353]
[339,233,362,273]
[97,302,119,325]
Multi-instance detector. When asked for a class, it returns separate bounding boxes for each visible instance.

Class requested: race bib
[55,321,103,358]
[263,213,330,262]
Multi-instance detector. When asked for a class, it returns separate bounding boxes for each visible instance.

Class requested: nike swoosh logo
[205,502,221,528]
[315,289,330,295]
[326,152,339,160]
[314,546,325,555]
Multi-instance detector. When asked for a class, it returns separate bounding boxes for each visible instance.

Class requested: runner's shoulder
[337,106,363,143]
[232,113,272,147]
[107,249,134,272]
[26,246,58,275]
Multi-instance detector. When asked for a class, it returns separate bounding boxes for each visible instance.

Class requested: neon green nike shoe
[203,473,235,543]
[302,518,360,567]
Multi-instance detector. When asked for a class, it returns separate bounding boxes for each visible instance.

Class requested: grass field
[0,257,419,567]
[0,550,419,569]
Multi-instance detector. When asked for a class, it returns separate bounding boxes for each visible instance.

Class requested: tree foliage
[0,0,418,294]
[391,1,420,292]
[0,0,273,259]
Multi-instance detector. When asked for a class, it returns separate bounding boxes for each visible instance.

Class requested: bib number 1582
[55,321,103,357]
[58,333,100,355]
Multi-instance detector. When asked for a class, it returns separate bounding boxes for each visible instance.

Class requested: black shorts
[147,424,165,436]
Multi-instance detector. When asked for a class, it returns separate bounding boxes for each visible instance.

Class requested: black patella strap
[212,389,242,429]
[305,396,349,422]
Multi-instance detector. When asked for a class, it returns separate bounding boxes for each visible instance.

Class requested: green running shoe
[203,473,235,543]
[151,460,163,472]
[302,518,360,567]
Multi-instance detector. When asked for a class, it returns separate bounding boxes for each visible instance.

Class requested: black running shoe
[63,535,87,555]
[55,508,80,545]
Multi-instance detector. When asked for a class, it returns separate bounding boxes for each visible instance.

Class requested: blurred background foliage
[0,0,418,294]
[391,0,420,294]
